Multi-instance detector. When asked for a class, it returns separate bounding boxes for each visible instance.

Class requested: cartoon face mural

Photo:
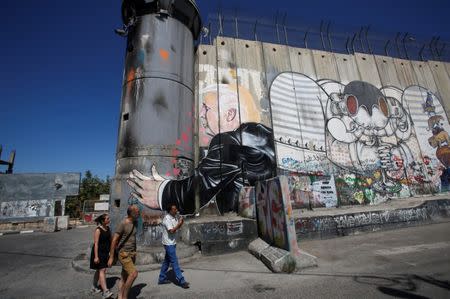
[325,80,413,195]
[270,72,448,206]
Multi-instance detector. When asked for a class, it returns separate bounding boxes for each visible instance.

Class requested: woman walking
[90,214,114,299]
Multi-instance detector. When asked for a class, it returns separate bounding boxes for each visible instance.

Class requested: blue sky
[1,0,449,179]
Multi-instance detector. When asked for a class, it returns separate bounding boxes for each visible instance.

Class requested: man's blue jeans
[158,245,185,284]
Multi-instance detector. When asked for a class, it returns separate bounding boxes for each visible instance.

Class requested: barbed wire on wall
[199,11,450,62]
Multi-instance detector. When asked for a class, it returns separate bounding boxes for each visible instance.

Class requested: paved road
[0,222,449,298]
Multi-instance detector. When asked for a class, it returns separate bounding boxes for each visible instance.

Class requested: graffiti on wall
[0,200,53,218]
[238,186,256,219]
[256,176,299,252]
[198,65,269,148]
[126,44,450,219]
[271,72,449,206]
[126,61,277,215]
[127,122,277,215]
[296,199,450,238]
[285,174,338,208]
[403,86,450,192]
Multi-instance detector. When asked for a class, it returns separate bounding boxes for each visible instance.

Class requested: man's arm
[167,217,184,233]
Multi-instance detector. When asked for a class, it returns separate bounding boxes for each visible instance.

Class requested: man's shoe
[158,279,171,285]
[91,286,102,294]
[102,289,114,299]
[181,282,190,289]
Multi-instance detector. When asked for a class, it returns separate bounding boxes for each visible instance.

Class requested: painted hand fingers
[127,179,145,195]
[132,169,154,181]
[151,165,165,181]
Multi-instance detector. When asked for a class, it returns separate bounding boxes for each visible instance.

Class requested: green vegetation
[65,171,110,218]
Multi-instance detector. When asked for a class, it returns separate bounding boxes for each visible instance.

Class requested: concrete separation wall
[195,36,450,217]
[0,173,80,222]
[295,198,450,240]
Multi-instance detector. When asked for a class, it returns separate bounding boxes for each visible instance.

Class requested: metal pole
[253,20,258,41]
[345,37,350,54]
[384,40,391,56]
[439,43,447,59]
[365,26,373,54]
[351,33,357,54]
[320,20,325,50]
[283,26,289,46]
[358,26,365,52]
[326,21,333,52]
[208,22,212,45]
[418,44,426,61]
[429,37,437,60]
[434,36,441,59]
[402,32,410,60]
[394,32,402,58]
[218,11,223,36]
[275,11,280,44]
[282,13,288,45]
[303,29,309,49]
[234,15,238,38]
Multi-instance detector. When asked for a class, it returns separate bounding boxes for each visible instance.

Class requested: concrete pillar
[110,0,201,242]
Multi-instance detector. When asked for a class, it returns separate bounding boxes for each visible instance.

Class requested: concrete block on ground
[56,216,69,230]
[260,246,296,273]
[248,238,270,259]
[293,249,318,271]
[181,215,258,255]
[43,217,57,233]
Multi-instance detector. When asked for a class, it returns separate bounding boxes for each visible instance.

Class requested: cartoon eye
[378,97,389,117]
[346,95,358,115]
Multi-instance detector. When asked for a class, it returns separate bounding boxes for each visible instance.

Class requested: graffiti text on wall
[1,200,53,218]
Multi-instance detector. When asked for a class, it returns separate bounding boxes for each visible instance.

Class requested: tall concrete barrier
[393,58,417,88]
[355,52,382,87]
[234,39,271,128]
[312,49,339,81]
[428,60,450,116]
[411,61,439,92]
[335,52,360,84]
[289,47,317,79]
[374,55,401,87]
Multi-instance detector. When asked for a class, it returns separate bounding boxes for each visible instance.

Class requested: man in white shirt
[158,204,190,289]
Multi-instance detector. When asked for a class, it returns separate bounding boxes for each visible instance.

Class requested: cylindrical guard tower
[110,0,201,246]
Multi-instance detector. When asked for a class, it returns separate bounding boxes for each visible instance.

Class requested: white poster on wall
[94,202,109,211]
